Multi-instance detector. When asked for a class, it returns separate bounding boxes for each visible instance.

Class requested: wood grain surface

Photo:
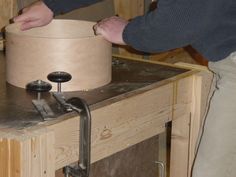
[5,20,112,91]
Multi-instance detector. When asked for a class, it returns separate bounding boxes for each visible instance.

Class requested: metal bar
[54,94,91,177]
[68,98,91,177]
[32,99,55,120]
[155,161,166,177]
[58,83,61,93]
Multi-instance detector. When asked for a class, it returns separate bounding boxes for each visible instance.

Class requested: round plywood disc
[5,19,112,91]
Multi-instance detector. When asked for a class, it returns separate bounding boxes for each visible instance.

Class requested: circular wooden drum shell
[5,20,112,91]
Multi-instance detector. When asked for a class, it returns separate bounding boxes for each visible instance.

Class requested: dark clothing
[43,0,236,61]
[43,0,100,15]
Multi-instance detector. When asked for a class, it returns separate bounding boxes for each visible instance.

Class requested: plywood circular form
[5,20,112,91]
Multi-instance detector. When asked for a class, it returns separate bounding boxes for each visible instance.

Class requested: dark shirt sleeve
[43,0,101,15]
[123,0,207,53]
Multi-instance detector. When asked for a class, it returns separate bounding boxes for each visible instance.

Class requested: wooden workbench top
[0,52,191,129]
[0,53,212,177]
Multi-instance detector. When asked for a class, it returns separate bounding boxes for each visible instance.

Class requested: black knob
[47,71,72,92]
[26,80,52,93]
[47,71,72,83]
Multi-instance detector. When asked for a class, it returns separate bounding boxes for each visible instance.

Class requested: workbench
[0,52,213,177]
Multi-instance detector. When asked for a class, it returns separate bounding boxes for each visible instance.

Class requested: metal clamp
[53,93,91,177]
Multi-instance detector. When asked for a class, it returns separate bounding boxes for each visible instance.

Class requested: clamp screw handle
[26,80,52,100]
[47,71,72,92]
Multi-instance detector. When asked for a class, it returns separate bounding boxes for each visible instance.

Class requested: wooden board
[0,129,55,177]
[149,48,197,64]
[0,0,18,29]
[114,0,144,19]
[175,62,213,177]
[170,76,193,177]
[170,63,213,177]
[114,0,145,58]
[49,83,171,169]
[0,0,17,51]
[0,139,21,177]
[0,38,3,51]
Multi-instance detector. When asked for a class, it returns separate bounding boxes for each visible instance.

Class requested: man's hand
[93,16,128,45]
[14,1,53,30]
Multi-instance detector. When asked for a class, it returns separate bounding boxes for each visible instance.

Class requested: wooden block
[170,76,194,177]
[0,0,18,51]
[0,138,21,177]
[49,83,173,169]
[21,130,55,177]
[170,113,191,177]
[185,46,208,66]
[0,0,18,29]
[149,48,197,64]
[0,129,55,177]
[114,0,145,58]
[169,63,213,177]
[175,62,213,176]
[114,0,144,19]
[0,38,4,51]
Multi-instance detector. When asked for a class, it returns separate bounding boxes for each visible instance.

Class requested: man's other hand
[94,16,128,45]
[14,1,53,30]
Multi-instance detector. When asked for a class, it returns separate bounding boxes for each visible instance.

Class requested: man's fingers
[93,16,127,45]
[95,25,111,42]
[96,26,104,36]
[94,24,110,43]
[93,19,107,35]
[14,14,30,23]
[13,1,54,30]
[93,24,98,35]
[20,20,41,30]
[13,8,30,22]
[13,15,25,22]
[22,7,29,13]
